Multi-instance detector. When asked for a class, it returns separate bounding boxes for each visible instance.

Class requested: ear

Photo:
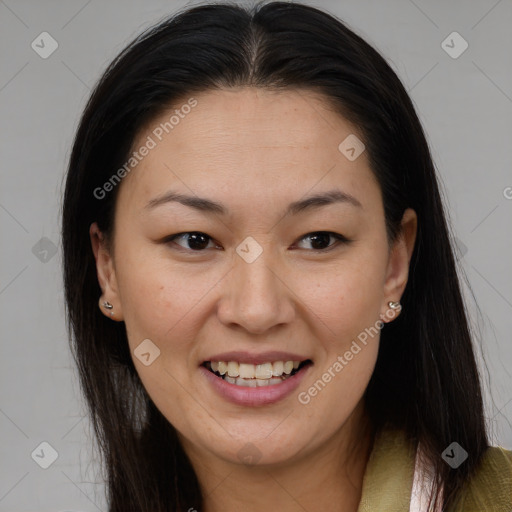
[380,208,417,322]
[89,222,124,321]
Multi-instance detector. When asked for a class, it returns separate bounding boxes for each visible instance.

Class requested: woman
[61,1,512,510]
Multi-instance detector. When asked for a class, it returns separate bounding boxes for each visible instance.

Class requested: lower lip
[199,364,312,407]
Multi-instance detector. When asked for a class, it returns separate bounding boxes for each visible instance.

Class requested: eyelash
[164,231,351,253]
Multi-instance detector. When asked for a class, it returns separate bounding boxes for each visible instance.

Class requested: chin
[205,425,311,467]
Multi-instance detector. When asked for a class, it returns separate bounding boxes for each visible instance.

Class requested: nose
[217,250,296,335]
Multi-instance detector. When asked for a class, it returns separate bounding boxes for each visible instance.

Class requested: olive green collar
[357,427,512,511]
[357,427,417,512]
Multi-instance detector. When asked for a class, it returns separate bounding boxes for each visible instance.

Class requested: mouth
[202,359,313,388]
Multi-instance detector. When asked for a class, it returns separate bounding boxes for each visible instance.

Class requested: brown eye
[166,232,216,251]
[294,231,350,251]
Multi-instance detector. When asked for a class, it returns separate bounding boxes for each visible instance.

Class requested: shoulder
[455,445,512,511]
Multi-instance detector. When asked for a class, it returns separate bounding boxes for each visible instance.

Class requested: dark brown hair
[62,1,489,510]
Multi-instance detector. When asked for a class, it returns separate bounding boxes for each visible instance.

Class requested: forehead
[117,87,380,215]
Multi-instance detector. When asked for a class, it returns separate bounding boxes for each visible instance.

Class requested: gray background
[1,0,511,510]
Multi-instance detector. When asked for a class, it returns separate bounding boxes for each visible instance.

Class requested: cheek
[293,254,384,410]
[297,344,378,444]
[114,250,210,433]
[299,256,385,344]
[115,246,215,346]
[295,261,384,421]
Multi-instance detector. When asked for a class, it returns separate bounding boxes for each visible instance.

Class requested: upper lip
[203,351,311,366]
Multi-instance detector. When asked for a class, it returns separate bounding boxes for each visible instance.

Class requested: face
[91,87,416,470]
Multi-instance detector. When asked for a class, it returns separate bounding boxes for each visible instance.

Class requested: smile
[203,360,312,387]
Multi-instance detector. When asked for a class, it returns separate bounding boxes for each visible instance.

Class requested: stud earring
[388,301,401,310]
[102,301,114,317]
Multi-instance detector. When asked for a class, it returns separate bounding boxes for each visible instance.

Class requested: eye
[294,231,350,252]
[165,232,218,251]
[164,230,350,253]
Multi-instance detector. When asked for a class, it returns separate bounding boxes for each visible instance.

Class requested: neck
[181,401,375,512]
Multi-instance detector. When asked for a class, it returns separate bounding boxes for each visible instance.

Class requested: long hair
[61,2,488,510]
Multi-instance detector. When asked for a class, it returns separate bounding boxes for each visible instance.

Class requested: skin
[90,87,417,511]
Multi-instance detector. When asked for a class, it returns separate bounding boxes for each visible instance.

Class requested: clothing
[356,427,512,511]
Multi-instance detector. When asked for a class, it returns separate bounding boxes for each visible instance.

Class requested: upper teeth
[210,360,300,379]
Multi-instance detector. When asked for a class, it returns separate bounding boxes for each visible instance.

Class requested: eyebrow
[144,188,362,216]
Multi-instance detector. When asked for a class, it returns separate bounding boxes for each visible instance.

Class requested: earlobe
[90,222,124,321]
[380,208,417,322]
[99,298,115,317]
